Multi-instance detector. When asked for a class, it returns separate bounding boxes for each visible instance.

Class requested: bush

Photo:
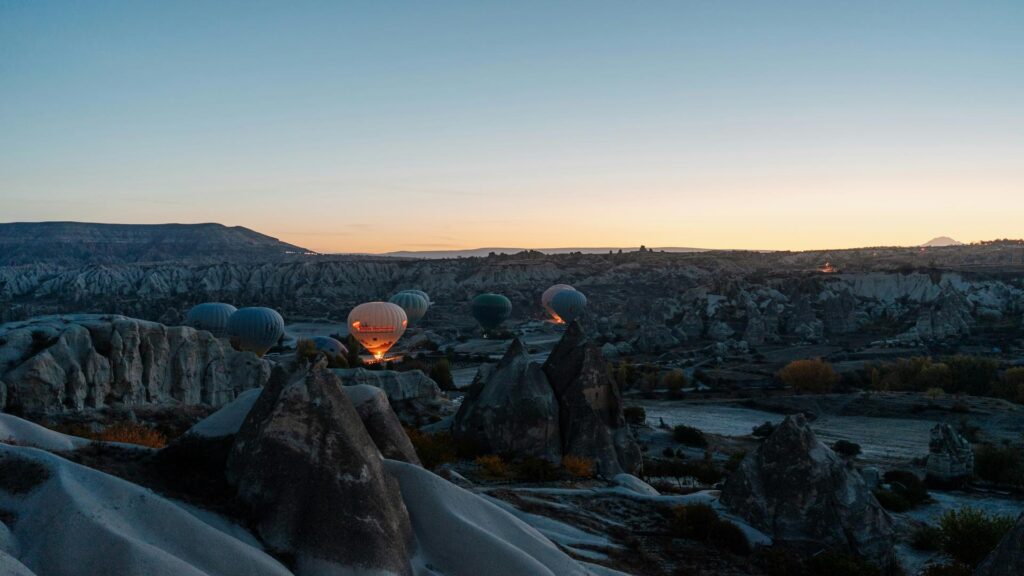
[664,370,687,397]
[562,455,595,479]
[974,443,1023,486]
[752,421,776,438]
[884,470,930,506]
[429,359,455,391]
[998,367,1024,403]
[806,550,882,576]
[670,503,718,539]
[778,359,839,393]
[938,507,1015,567]
[405,428,457,470]
[944,355,999,395]
[873,488,911,512]
[623,406,646,426]
[724,451,746,472]
[910,523,942,551]
[475,455,510,478]
[514,457,559,482]
[831,440,861,458]
[93,422,166,448]
[672,424,708,448]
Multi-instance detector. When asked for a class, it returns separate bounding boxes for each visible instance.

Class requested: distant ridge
[921,236,963,247]
[0,222,312,266]
[371,246,711,259]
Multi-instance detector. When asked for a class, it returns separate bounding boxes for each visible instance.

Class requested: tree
[778,359,839,393]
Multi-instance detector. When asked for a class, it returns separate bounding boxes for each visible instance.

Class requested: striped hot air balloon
[541,284,574,322]
[471,293,512,331]
[389,291,430,324]
[551,289,587,325]
[227,307,285,356]
[348,302,408,360]
[185,302,237,337]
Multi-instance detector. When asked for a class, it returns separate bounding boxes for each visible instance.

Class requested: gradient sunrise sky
[1,1,1021,253]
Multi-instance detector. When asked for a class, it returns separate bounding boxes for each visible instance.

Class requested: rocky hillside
[0,222,309,266]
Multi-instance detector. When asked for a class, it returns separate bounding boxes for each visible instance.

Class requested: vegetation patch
[936,506,1015,567]
[0,453,51,494]
[672,424,708,448]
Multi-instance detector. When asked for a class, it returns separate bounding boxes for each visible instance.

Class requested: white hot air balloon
[227,307,285,356]
[348,302,408,361]
[541,284,575,322]
[185,302,237,337]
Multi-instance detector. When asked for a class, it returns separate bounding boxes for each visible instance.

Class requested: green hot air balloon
[389,291,430,324]
[399,289,431,303]
[471,293,512,331]
[551,289,587,325]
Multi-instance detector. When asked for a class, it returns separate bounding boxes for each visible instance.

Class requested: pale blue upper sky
[2,1,1022,252]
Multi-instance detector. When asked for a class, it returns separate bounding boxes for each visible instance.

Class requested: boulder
[925,423,974,487]
[720,414,895,566]
[332,367,452,426]
[0,315,270,415]
[975,514,1024,576]
[543,322,642,477]
[342,384,421,465]
[452,339,561,462]
[226,365,414,575]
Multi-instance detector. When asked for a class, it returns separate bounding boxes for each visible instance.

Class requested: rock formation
[342,384,421,465]
[452,338,561,462]
[0,315,269,415]
[925,423,975,487]
[542,322,642,476]
[226,365,414,575]
[332,367,450,426]
[975,513,1024,576]
[720,414,895,566]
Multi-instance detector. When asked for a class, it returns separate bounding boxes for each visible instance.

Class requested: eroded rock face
[925,423,974,487]
[452,339,561,462]
[721,414,895,566]
[542,322,641,477]
[226,366,413,576]
[975,514,1024,576]
[342,384,421,465]
[0,315,269,415]
[332,367,452,427]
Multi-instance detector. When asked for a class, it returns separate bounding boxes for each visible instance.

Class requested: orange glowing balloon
[347,302,408,360]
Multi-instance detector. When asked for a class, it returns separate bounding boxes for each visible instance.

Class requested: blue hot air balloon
[185,303,237,337]
[311,336,347,357]
[389,291,430,324]
[471,293,512,331]
[227,307,285,356]
[551,289,587,325]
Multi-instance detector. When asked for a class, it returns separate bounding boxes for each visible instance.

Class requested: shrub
[873,488,911,512]
[672,424,708,448]
[778,359,838,393]
[664,370,687,397]
[910,523,942,551]
[974,443,1023,486]
[806,550,882,576]
[562,455,595,479]
[623,406,646,426]
[475,455,511,478]
[515,457,559,482]
[831,440,861,458]
[661,447,676,458]
[616,361,638,388]
[998,367,1024,403]
[405,428,457,470]
[925,387,946,401]
[429,359,455,391]
[883,470,930,507]
[752,421,776,438]
[938,506,1015,567]
[944,355,999,395]
[724,451,746,472]
[94,422,167,448]
[670,503,718,539]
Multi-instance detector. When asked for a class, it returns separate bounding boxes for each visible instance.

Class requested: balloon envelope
[227,307,285,355]
[399,289,431,303]
[310,336,347,357]
[551,289,587,325]
[389,292,430,324]
[471,293,512,330]
[348,302,408,360]
[541,284,575,321]
[185,302,237,337]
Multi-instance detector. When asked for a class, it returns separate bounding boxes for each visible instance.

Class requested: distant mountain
[0,222,311,266]
[375,246,710,259]
[921,236,963,247]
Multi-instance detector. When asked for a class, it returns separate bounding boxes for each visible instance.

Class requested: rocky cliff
[0,315,270,415]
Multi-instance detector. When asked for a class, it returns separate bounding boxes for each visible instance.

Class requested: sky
[1,1,1022,253]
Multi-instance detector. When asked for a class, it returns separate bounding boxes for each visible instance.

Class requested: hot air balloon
[185,302,237,337]
[471,293,512,331]
[551,289,587,325]
[399,289,431,303]
[227,307,285,356]
[541,284,574,322]
[389,291,430,324]
[348,302,408,360]
[310,335,347,357]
